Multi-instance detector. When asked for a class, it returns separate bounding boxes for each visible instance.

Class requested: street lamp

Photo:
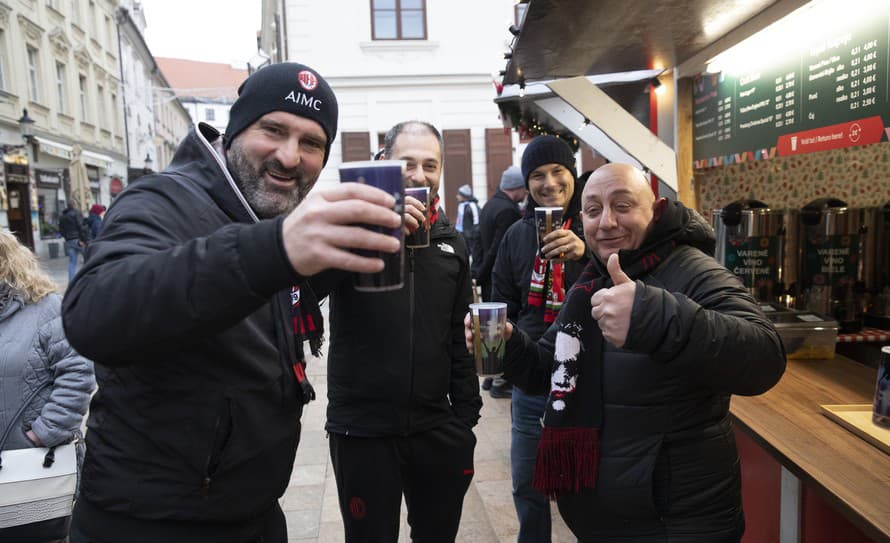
[18,108,35,141]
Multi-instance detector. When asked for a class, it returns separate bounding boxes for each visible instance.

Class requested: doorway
[6,180,34,250]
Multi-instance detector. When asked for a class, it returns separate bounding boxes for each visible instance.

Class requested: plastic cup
[404,186,430,248]
[535,206,564,257]
[339,160,405,292]
[470,302,508,376]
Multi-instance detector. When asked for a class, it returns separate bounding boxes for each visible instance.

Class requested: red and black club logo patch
[297,70,318,91]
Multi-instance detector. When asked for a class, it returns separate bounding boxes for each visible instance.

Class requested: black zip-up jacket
[312,216,482,436]
[473,190,521,288]
[61,124,310,540]
[59,207,87,242]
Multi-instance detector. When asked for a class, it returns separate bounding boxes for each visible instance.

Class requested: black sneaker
[489,378,512,399]
[481,377,493,391]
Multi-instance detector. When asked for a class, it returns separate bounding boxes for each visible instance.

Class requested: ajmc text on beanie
[223,62,339,165]
[520,135,577,186]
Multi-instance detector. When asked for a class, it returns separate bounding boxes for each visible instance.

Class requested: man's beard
[226,141,317,219]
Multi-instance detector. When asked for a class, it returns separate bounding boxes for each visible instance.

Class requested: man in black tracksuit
[312,121,482,543]
[60,63,402,543]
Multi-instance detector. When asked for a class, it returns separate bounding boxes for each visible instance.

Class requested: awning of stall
[502,0,809,85]
[497,0,812,195]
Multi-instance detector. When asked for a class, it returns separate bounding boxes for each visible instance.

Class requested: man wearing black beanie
[62,62,403,543]
[490,135,589,542]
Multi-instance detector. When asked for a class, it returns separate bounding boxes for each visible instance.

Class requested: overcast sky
[140,0,261,66]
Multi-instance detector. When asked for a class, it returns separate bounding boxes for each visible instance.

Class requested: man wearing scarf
[490,135,589,541]
[313,121,482,543]
[469,163,785,542]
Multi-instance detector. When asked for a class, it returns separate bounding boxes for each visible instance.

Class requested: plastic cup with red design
[470,302,508,376]
[404,186,430,248]
[535,206,564,258]
[339,160,405,292]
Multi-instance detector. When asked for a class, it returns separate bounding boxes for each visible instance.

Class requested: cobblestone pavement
[39,255,576,542]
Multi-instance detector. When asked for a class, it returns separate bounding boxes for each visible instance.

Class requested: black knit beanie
[521,135,577,187]
[224,62,339,165]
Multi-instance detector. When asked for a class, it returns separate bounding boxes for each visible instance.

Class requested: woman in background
[0,230,95,543]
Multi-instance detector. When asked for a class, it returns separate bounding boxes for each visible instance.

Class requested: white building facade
[260,0,522,216]
[0,0,128,257]
[116,1,190,175]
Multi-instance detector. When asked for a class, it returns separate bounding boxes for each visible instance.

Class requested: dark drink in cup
[534,206,564,257]
[339,160,405,292]
[404,186,430,248]
[470,302,508,375]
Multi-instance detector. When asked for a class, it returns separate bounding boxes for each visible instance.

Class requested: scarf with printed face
[528,218,571,323]
[532,200,688,499]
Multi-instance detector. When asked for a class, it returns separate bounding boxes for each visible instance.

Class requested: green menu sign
[724,236,780,288]
[693,6,890,168]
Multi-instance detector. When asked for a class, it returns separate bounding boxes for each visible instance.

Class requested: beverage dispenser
[798,198,867,332]
[713,199,785,303]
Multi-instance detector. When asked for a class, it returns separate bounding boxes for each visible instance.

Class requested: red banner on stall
[776,116,885,156]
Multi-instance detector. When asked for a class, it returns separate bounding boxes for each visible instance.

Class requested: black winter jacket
[473,190,521,289]
[503,211,785,542]
[492,215,588,342]
[62,124,309,540]
[59,207,87,242]
[313,216,482,436]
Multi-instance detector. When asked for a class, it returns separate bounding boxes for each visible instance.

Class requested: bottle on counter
[874,346,890,428]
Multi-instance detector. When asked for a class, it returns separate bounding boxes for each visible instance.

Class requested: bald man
[467,163,785,542]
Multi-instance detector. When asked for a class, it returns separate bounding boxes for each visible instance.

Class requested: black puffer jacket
[473,190,522,290]
[62,123,308,540]
[314,216,482,436]
[504,209,785,542]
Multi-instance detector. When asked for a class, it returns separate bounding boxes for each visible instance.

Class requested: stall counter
[731,354,890,543]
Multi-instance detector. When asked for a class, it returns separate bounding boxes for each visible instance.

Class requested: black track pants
[329,420,476,543]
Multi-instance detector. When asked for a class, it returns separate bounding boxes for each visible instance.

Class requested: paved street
[39,254,575,542]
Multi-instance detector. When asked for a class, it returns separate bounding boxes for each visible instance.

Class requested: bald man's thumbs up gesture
[590,253,635,348]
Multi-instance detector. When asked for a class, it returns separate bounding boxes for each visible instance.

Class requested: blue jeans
[65,239,85,281]
[511,386,551,542]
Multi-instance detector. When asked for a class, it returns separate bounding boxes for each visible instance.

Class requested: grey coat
[0,292,94,451]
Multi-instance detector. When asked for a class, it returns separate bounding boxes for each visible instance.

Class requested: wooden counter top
[730,355,890,542]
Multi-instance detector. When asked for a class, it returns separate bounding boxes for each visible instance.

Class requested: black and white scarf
[533,200,693,499]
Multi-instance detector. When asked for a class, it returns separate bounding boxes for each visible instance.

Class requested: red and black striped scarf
[289,284,323,401]
[527,219,572,323]
[533,200,688,499]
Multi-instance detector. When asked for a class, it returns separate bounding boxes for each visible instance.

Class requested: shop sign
[35,168,63,187]
[109,176,123,196]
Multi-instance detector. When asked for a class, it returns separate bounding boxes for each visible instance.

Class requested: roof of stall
[502,0,809,84]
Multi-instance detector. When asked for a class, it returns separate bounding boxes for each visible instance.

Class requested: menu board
[693,8,890,167]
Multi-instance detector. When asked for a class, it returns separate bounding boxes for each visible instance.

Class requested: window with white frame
[26,46,40,102]
[205,108,215,122]
[111,92,118,132]
[79,74,88,121]
[97,84,105,127]
[56,62,67,113]
[371,0,427,40]
[70,0,80,26]
[0,31,7,91]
